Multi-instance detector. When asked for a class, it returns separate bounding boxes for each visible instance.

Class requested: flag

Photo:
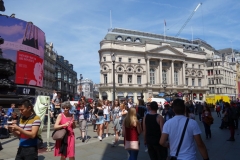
[164,20,166,26]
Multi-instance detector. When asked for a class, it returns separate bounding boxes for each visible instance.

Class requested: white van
[151,98,167,109]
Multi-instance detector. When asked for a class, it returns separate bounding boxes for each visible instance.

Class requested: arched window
[174,71,178,85]
[116,36,123,41]
[135,38,141,43]
[162,70,167,83]
[126,37,132,42]
[150,69,155,84]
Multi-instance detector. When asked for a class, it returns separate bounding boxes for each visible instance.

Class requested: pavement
[0,112,240,160]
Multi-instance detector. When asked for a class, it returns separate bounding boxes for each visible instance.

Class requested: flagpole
[164,20,166,41]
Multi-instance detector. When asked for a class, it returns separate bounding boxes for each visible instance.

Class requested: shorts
[15,146,38,160]
[104,114,110,122]
[96,116,104,125]
[79,119,87,132]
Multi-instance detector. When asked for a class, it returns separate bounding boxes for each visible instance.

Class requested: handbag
[167,118,189,160]
[52,128,67,140]
[124,140,139,150]
[52,115,72,140]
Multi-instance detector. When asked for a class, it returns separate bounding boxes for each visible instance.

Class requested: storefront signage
[17,87,36,95]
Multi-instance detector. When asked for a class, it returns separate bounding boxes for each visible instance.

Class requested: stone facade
[98,28,209,102]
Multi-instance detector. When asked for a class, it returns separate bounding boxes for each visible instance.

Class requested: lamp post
[79,74,83,98]
[162,81,167,98]
[111,53,116,103]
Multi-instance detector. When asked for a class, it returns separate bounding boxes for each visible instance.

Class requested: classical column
[159,59,162,84]
[146,58,150,84]
[171,60,174,85]
[182,62,185,85]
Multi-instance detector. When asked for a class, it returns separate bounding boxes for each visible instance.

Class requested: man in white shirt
[160,99,209,160]
[127,98,133,109]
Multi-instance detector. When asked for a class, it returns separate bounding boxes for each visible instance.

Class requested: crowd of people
[1,92,240,160]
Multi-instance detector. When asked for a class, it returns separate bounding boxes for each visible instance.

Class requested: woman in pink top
[54,101,76,160]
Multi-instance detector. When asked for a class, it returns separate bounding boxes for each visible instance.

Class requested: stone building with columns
[98,28,209,102]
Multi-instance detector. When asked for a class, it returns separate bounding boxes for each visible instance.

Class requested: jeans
[128,150,139,160]
[15,146,38,160]
[203,122,211,138]
[199,112,202,121]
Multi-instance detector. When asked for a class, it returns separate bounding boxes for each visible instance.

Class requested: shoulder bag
[52,115,72,140]
[167,118,189,160]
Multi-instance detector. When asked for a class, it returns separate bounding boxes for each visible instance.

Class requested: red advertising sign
[15,51,43,87]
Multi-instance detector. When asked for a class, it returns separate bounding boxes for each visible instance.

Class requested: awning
[193,93,197,97]
[102,92,108,96]
[128,92,133,96]
[117,92,124,96]
[137,93,141,96]
[158,92,165,97]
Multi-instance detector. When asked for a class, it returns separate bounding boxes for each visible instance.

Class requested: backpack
[229,107,239,120]
[0,128,10,139]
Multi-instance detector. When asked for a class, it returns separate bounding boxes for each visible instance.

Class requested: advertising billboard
[0,15,45,87]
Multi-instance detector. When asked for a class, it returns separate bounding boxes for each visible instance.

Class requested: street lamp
[0,0,5,12]
[79,74,83,98]
[162,81,167,98]
[111,53,116,103]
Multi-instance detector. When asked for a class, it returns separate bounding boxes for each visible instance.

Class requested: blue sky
[2,0,240,83]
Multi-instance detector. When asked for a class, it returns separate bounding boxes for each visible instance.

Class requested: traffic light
[0,0,5,12]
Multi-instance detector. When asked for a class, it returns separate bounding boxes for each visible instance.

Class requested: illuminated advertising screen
[0,15,45,87]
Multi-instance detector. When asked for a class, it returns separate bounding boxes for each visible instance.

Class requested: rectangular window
[198,79,201,87]
[186,78,188,86]
[220,88,222,93]
[150,69,155,84]
[128,75,132,83]
[104,74,107,84]
[137,75,141,84]
[192,79,195,86]
[150,61,156,65]
[58,81,61,89]
[162,70,167,83]
[174,71,178,85]
[138,59,141,63]
[198,65,200,69]
[57,72,61,78]
[192,64,194,68]
[103,57,106,62]
[208,78,211,84]
[118,75,122,83]
[128,58,131,63]
[119,57,122,62]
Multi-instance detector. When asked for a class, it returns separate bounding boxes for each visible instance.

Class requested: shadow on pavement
[38,155,46,160]
[1,137,18,145]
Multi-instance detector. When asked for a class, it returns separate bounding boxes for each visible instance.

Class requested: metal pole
[113,61,116,102]
[46,103,51,151]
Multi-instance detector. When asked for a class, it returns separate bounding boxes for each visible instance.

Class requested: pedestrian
[197,102,204,121]
[160,99,209,160]
[94,100,104,141]
[6,103,15,118]
[112,99,121,146]
[52,93,62,118]
[122,107,142,160]
[77,101,89,142]
[54,101,75,160]
[8,99,41,160]
[215,102,221,117]
[103,100,111,138]
[225,102,236,141]
[162,102,174,122]
[202,106,213,139]
[143,101,167,160]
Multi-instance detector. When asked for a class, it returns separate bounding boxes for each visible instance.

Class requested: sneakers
[98,136,102,141]
[144,146,148,152]
[112,140,116,147]
[82,138,85,142]
[105,134,108,138]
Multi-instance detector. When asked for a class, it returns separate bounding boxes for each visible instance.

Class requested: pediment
[148,45,187,57]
